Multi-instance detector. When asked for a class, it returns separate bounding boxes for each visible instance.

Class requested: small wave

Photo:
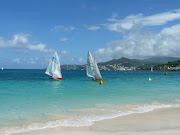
[1,103,179,135]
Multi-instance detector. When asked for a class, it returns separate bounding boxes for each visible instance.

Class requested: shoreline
[13,106,180,135]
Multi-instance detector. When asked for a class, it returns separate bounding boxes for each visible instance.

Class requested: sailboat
[1,67,3,70]
[45,51,62,80]
[151,65,153,72]
[86,50,102,81]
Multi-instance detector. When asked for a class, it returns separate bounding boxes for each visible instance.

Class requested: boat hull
[50,76,62,80]
[92,78,102,81]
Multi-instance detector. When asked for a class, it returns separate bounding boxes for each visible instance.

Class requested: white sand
[14,106,180,135]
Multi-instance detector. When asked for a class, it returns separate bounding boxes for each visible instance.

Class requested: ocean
[0,69,180,134]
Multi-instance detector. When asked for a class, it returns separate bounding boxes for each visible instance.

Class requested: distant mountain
[60,56,180,70]
[98,56,180,67]
[154,60,180,71]
[98,57,144,67]
[143,56,180,64]
[61,64,85,70]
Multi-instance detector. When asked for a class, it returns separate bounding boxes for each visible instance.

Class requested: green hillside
[98,57,180,67]
[60,57,180,70]
[153,60,180,71]
[143,56,180,64]
[98,57,144,67]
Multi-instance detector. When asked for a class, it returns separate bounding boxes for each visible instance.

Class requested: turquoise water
[0,70,180,134]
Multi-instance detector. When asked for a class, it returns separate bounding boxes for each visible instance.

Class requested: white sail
[94,58,102,80]
[151,65,153,72]
[86,51,95,78]
[86,51,102,80]
[45,51,62,79]
[1,67,3,70]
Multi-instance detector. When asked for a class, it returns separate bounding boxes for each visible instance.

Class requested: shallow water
[0,70,180,134]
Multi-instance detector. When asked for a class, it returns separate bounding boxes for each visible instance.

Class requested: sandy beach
[13,106,180,135]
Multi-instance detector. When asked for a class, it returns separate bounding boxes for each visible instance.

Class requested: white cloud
[59,38,68,42]
[62,50,67,55]
[94,9,180,61]
[51,25,64,32]
[0,34,53,53]
[64,26,76,31]
[95,23,180,61]
[51,25,77,32]
[105,9,180,32]
[83,24,101,31]
[27,43,52,52]
[107,12,118,22]
[153,24,180,56]
[13,58,21,64]
[78,57,85,63]
[142,9,180,26]
[13,57,39,65]
[87,26,100,30]
[71,58,74,61]
[27,58,36,64]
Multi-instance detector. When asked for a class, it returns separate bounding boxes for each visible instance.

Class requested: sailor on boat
[164,72,167,75]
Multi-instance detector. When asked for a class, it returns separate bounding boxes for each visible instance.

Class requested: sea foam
[1,103,179,135]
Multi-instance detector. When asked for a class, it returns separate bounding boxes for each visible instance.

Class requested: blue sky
[1,0,180,68]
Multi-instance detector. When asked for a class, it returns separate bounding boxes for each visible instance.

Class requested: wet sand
[14,106,180,135]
